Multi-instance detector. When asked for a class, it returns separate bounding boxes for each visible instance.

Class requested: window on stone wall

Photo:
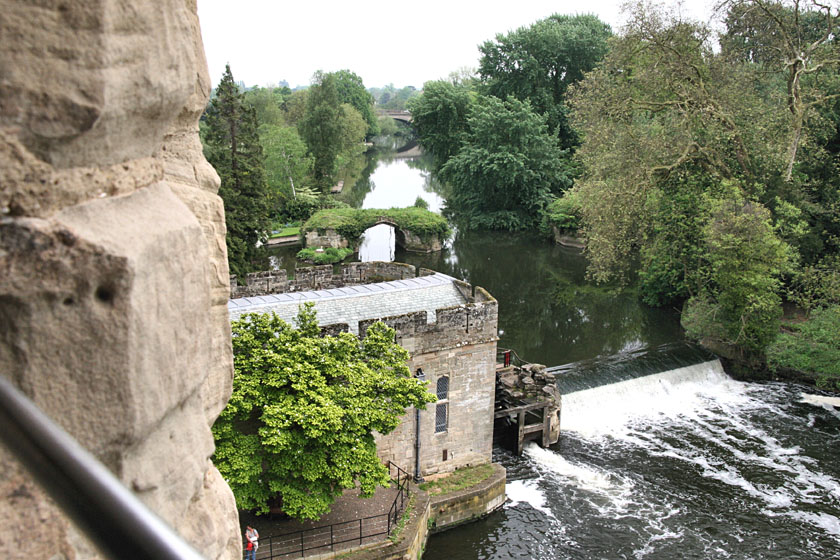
[435,376,449,433]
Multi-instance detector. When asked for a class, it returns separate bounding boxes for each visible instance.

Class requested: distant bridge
[377,109,412,124]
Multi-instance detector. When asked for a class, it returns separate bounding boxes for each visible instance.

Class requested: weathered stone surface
[0,0,239,558]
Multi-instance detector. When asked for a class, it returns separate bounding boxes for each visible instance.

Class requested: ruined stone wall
[372,292,499,477]
[0,1,240,558]
[230,261,423,298]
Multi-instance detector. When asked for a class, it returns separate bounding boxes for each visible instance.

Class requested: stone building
[1,1,240,558]
[229,263,499,477]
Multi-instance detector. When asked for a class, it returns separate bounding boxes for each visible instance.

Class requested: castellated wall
[230,261,427,298]
[368,287,499,477]
[0,1,240,559]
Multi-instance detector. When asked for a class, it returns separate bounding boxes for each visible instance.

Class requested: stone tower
[0,1,240,558]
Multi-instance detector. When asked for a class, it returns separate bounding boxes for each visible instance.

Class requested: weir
[494,343,727,451]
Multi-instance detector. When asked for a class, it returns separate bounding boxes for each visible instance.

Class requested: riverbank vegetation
[407,1,840,378]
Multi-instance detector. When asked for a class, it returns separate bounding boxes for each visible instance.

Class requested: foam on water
[505,479,556,519]
[553,361,840,547]
[559,360,741,437]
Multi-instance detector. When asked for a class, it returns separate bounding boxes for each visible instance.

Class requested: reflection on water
[358,223,395,262]
[398,230,682,367]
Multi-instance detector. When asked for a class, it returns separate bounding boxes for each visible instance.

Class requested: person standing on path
[245,526,259,560]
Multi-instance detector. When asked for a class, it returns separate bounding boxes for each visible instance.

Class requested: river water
[274,150,840,559]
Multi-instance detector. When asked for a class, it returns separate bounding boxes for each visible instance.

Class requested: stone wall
[0,1,240,558]
[230,261,423,298]
[304,229,348,250]
[428,463,506,532]
[372,288,499,477]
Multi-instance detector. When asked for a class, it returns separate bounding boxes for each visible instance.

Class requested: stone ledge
[428,463,506,533]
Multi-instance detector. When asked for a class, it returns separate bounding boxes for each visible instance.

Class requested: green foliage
[202,64,272,277]
[333,69,379,137]
[370,84,420,111]
[299,72,342,190]
[440,95,573,231]
[541,190,582,235]
[296,247,354,264]
[767,305,840,389]
[243,86,290,128]
[682,192,795,357]
[787,257,840,313]
[478,13,612,149]
[408,80,475,168]
[299,72,368,191]
[413,196,429,210]
[259,124,313,202]
[213,306,435,520]
[302,207,450,245]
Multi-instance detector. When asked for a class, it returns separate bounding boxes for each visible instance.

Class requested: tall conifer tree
[203,64,271,277]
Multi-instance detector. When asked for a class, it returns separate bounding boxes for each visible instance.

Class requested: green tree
[719,0,840,181]
[299,73,367,191]
[282,89,309,127]
[244,85,291,127]
[213,305,435,520]
[408,80,475,168]
[478,13,612,149]
[440,96,571,230]
[682,190,795,360]
[333,69,379,137]
[259,124,313,201]
[568,4,788,284]
[203,64,272,276]
[299,72,343,190]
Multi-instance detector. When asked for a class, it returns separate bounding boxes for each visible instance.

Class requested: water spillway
[428,347,840,559]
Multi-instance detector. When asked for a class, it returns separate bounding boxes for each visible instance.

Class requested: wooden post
[517,411,525,455]
[541,405,550,448]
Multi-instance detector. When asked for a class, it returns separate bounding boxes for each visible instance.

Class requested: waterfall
[559,359,738,437]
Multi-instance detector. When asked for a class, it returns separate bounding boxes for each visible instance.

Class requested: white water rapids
[498,361,840,559]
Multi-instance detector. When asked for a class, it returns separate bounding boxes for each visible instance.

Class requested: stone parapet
[230,261,427,299]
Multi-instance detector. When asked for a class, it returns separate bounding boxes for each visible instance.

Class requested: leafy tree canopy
[478,13,612,149]
[440,95,573,230]
[408,80,476,168]
[203,64,272,277]
[213,305,435,520]
[333,69,379,137]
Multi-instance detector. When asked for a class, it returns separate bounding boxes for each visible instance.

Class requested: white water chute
[559,360,734,437]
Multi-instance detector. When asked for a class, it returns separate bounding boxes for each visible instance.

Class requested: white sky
[198,1,714,90]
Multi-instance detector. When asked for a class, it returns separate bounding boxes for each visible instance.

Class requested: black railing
[0,375,206,560]
[251,462,410,559]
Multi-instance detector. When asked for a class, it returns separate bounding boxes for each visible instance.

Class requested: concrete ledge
[428,463,506,533]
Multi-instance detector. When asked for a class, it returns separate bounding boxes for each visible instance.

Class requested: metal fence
[250,462,410,559]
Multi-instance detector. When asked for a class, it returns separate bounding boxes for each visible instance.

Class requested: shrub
[767,305,840,390]
[297,246,354,264]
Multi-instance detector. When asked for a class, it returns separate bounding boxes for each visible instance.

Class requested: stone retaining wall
[230,262,422,298]
[428,463,507,532]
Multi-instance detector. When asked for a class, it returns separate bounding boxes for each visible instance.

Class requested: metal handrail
[0,375,206,560]
[252,461,410,559]
[497,347,526,367]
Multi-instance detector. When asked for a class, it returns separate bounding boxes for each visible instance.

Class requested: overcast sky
[198,1,714,90]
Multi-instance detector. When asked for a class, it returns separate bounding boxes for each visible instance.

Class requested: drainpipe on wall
[414,368,425,483]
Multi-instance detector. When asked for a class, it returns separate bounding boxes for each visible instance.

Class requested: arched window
[435,376,449,433]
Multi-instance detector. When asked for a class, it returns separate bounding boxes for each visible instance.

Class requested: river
[271,148,840,559]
